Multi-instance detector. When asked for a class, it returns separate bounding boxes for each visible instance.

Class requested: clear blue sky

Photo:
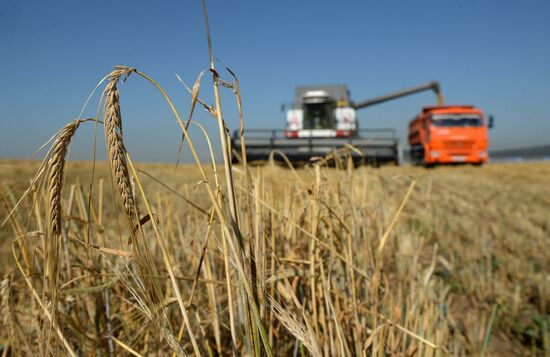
[1,0,549,162]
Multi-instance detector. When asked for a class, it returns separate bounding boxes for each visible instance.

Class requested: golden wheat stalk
[45,119,83,336]
[103,66,137,223]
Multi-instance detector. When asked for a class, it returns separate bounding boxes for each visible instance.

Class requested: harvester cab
[285,85,356,139]
[232,81,443,165]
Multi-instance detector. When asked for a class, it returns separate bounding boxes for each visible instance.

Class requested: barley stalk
[44,119,83,352]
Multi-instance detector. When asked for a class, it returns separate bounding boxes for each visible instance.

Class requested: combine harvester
[232,81,444,165]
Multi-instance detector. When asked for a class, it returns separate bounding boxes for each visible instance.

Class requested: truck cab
[409,106,491,165]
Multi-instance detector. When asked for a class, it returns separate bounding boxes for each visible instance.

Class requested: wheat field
[0,158,548,356]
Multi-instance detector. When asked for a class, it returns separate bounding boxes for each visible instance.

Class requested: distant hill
[490,144,550,160]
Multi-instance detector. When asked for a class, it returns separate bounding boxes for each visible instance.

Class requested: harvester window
[303,102,334,130]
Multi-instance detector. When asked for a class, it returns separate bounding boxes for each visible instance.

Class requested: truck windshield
[431,114,483,127]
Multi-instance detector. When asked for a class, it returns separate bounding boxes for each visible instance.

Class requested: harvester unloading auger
[231,81,444,165]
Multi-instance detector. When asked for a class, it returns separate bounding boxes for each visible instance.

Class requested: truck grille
[443,140,475,150]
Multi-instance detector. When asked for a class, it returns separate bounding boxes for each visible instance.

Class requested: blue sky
[1,0,549,162]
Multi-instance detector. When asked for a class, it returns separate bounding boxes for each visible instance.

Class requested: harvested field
[1,160,548,356]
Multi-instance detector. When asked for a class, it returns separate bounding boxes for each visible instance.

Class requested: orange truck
[408,105,493,166]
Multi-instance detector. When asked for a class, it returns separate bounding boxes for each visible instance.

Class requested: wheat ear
[103,66,137,223]
[1,277,12,328]
[48,120,80,236]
